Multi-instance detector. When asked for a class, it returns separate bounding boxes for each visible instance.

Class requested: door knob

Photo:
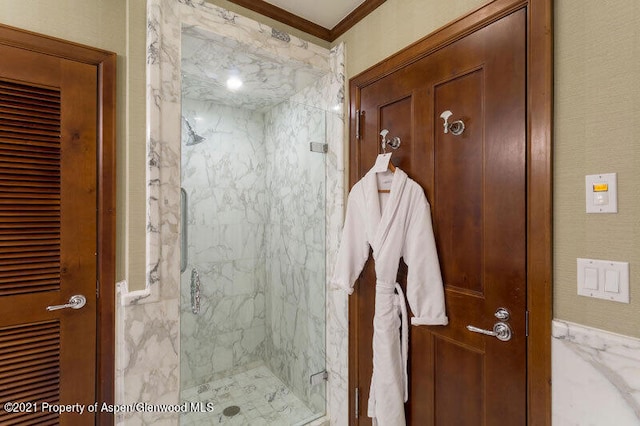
[46,294,87,311]
[466,322,512,342]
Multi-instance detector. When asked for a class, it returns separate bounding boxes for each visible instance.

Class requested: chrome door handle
[46,294,87,311]
[466,322,512,342]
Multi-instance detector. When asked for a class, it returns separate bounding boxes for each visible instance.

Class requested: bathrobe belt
[368,281,410,423]
[392,282,409,401]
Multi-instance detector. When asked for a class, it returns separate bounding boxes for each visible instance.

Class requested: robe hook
[380,129,401,153]
[439,110,465,136]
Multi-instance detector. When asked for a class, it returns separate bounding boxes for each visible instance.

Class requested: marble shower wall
[180,92,330,414]
[552,320,640,425]
[180,99,267,390]
[263,95,327,414]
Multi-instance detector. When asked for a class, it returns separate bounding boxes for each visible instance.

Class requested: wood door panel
[380,96,412,169]
[406,323,439,425]
[0,42,98,425]
[354,256,375,423]
[434,337,484,426]
[351,8,527,425]
[434,69,484,295]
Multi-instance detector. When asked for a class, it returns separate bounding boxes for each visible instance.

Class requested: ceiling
[263,0,366,29]
[181,27,326,111]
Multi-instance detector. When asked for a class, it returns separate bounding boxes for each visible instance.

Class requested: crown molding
[226,0,388,42]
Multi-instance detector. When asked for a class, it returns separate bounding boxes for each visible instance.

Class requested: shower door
[180,97,327,425]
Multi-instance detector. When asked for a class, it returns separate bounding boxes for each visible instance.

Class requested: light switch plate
[577,258,629,303]
[585,173,617,213]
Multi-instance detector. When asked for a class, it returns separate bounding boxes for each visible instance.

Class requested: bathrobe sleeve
[403,188,449,326]
[330,185,370,295]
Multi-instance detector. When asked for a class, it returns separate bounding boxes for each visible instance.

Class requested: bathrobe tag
[371,153,392,173]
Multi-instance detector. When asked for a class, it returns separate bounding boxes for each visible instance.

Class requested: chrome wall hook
[380,129,401,152]
[439,110,465,136]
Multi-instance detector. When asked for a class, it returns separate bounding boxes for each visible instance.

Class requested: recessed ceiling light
[226,76,243,91]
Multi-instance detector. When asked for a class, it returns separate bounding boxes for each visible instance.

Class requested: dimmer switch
[585,173,617,213]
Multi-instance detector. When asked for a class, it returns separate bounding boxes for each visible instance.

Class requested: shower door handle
[181,188,188,273]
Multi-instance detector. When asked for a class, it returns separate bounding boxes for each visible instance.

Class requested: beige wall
[553,0,640,337]
[2,0,638,337]
[124,0,148,291]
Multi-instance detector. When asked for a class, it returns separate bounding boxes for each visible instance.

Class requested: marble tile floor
[181,364,320,426]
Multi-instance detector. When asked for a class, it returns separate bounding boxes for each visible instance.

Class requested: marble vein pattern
[181,364,317,426]
[180,82,331,416]
[181,26,326,111]
[180,100,268,391]
[321,43,348,426]
[552,320,640,425]
[263,95,327,414]
[124,0,347,424]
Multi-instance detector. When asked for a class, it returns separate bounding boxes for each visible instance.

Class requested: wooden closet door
[0,43,98,425]
[350,9,527,425]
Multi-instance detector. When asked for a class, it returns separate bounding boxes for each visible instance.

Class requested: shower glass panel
[180,95,327,425]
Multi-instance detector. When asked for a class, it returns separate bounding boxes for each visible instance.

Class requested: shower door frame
[144,0,346,423]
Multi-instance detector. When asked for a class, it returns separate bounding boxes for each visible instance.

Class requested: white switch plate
[585,173,617,213]
[577,258,629,303]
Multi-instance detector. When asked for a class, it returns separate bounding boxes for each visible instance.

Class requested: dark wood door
[350,9,526,425]
[0,42,98,425]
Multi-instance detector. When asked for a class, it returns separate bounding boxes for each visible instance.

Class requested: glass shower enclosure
[179,29,328,422]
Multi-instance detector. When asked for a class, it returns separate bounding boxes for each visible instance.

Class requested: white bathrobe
[332,167,448,426]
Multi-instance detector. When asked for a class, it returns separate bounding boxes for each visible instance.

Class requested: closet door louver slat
[0,79,61,297]
[0,321,61,425]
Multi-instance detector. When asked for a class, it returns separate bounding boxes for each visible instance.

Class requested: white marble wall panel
[323,43,349,426]
[552,320,640,425]
[181,26,326,111]
[263,95,327,413]
[117,295,180,425]
[180,99,267,390]
[178,0,330,74]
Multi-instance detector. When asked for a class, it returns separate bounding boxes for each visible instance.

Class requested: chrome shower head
[183,116,206,146]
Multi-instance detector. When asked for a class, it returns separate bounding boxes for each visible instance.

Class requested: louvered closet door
[0,44,97,425]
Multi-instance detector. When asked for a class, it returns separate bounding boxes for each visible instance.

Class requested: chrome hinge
[309,142,328,153]
[309,370,328,385]
[355,109,364,140]
[355,387,360,419]
[96,280,100,298]
[525,310,529,337]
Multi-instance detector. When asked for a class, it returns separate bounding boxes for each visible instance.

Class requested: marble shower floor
[181,365,319,425]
